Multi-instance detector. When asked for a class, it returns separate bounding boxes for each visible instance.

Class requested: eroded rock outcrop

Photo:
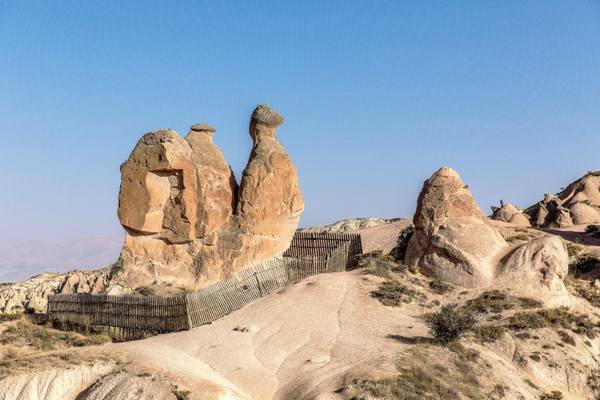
[115,105,304,291]
[405,167,570,302]
[496,236,569,305]
[404,167,508,287]
[491,201,531,227]
[0,268,111,314]
[525,171,600,228]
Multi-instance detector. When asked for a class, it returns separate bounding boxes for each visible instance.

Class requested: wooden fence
[283,232,362,269]
[47,232,362,341]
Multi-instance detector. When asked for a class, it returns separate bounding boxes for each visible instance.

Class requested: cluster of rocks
[524,171,600,228]
[115,104,304,291]
[0,268,111,314]
[405,167,569,303]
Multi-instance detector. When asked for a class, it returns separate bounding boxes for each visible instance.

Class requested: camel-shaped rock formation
[116,105,304,291]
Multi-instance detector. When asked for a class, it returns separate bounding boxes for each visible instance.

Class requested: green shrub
[425,305,476,344]
[389,226,415,263]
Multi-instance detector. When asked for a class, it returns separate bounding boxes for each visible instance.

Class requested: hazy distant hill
[0,235,122,283]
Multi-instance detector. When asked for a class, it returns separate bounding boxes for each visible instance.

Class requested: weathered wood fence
[47,232,362,341]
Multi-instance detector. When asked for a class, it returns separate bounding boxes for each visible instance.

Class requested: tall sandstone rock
[404,167,508,287]
[115,105,304,292]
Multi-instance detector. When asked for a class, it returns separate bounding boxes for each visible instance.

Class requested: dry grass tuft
[462,290,542,314]
[358,251,405,278]
[371,280,424,307]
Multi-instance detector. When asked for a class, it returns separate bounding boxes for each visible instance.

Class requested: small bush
[586,224,600,238]
[506,307,599,339]
[462,290,541,314]
[426,305,476,344]
[570,253,600,278]
[371,280,423,307]
[539,391,563,400]
[588,367,600,400]
[557,330,576,346]
[389,226,415,263]
[578,284,600,308]
[429,279,454,294]
[471,325,506,343]
[358,251,404,278]
[172,390,191,400]
[0,313,21,323]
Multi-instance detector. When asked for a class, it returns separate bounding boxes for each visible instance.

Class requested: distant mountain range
[0,235,122,283]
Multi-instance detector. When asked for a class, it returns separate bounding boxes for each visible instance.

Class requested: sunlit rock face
[115,105,304,291]
[405,167,570,304]
[525,171,600,228]
[490,201,531,227]
[404,167,508,287]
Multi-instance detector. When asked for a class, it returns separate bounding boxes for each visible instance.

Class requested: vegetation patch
[586,224,600,238]
[462,290,541,314]
[389,225,415,263]
[425,304,475,344]
[471,325,506,343]
[569,253,600,278]
[358,251,405,278]
[429,279,454,294]
[371,280,423,307]
[340,348,484,400]
[539,391,563,400]
[588,367,600,400]
[1,316,111,351]
[506,307,599,339]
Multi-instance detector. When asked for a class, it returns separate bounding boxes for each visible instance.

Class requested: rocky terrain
[299,217,402,234]
[490,171,600,228]
[2,166,600,399]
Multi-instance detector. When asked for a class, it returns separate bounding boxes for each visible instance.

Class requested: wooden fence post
[184,294,193,330]
[254,272,263,297]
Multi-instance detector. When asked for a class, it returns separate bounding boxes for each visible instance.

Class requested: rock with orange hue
[114,105,304,291]
[404,167,508,287]
[235,105,304,269]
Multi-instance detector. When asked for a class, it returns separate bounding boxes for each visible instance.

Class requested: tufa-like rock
[404,167,508,287]
[525,171,600,228]
[405,167,570,303]
[115,105,304,291]
[490,201,531,227]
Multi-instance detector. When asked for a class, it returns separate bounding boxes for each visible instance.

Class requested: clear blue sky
[1,1,599,242]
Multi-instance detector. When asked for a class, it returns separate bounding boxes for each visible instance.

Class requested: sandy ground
[118,270,423,399]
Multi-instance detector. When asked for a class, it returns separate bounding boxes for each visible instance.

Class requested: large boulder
[525,171,600,227]
[490,201,531,227]
[497,236,569,305]
[115,105,304,291]
[404,167,508,287]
